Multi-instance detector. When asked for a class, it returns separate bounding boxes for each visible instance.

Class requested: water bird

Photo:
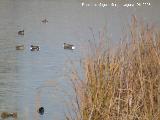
[42,19,48,23]
[1,112,17,119]
[16,45,25,50]
[30,45,40,51]
[18,30,24,35]
[63,43,75,50]
[38,107,44,115]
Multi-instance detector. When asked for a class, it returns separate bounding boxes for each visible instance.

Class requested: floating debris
[63,43,75,50]
[38,107,44,115]
[16,45,25,50]
[1,112,17,119]
[30,45,40,51]
[18,30,24,35]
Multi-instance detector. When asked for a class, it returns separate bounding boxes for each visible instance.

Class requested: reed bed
[67,16,160,120]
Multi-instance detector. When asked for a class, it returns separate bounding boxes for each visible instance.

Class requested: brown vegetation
[67,16,160,120]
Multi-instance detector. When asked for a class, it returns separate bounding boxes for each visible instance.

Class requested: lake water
[0,0,160,119]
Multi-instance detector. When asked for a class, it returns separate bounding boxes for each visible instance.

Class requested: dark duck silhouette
[42,19,48,23]
[63,43,75,50]
[30,45,40,51]
[38,107,44,115]
[18,30,24,35]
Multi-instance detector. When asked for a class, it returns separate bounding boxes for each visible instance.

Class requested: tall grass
[67,16,160,120]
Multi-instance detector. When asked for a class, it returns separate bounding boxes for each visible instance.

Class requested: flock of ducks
[0,107,44,119]
[16,28,40,51]
[16,18,75,52]
[5,18,75,119]
[1,19,47,120]
[16,44,39,51]
[16,19,49,52]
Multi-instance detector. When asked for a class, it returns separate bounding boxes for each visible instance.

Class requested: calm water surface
[0,0,160,119]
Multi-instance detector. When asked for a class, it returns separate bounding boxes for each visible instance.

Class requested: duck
[63,43,75,50]
[38,107,44,115]
[16,45,25,50]
[18,30,24,35]
[1,112,17,119]
[42,19,48,23]
[30,45,40,51]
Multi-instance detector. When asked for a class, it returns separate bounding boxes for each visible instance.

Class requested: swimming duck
[16,45,25,50]
[18,30,24,35]
[63,43,75,50]
[42,19,48,23]
[30,45,40,51]
[1,112,17,119]
[38,107,44,115]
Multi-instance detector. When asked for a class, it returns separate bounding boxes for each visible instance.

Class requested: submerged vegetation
[67,16,160,120]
